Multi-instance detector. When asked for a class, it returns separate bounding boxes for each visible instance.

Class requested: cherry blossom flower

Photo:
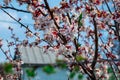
[4,0,11,5]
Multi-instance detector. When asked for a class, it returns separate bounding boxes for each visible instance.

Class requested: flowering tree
[0,0,120,80]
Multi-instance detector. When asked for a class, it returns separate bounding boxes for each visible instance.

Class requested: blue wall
[22,67,68,80]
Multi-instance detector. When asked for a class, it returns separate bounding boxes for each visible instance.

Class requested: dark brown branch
[1,6,46,17]
[44,0,67,45]
[0,9,45,42]
[1,6,30,13]
[104,0,120,42]
[1,8,57,47]
[66,13,72,24]
[74,38,78,52]
[111,0,117,11]
[57,33,67,45]
[1,9,54,47]
[38,8,46,16]
[1,8,32,32]
[114,21,120,41]
[91,15,98,70]
[73,38,95,79]
[78,62,94,79]
[104,0,112,14]
[44,0,60,30]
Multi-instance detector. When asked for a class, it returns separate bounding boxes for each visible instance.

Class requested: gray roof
[18,46,64,65]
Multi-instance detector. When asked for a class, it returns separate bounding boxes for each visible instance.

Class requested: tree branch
[109,62,118,80]
[44,0,67,45]
[1,6,30,13]
[0,47,12,61]
[1,8,32,32]
[111,0,117,11]
[104,0,112,14]
[66,13,72,24]
[99,36,120,79]
[1,9,59,47]
[91,15,98,70]
[104,0,120,41]
[73,38,95,79]
[44,0,60,30]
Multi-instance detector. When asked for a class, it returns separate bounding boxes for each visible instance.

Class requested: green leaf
[76,55,86,61]
[109,73,116,80]
[78,13,83,26]
[78,22,83,26]
[69,71,76,79]
[107,67,113,73]
[43,65,55,74]
[26,68,36,77]
[77,43,81,47]
[78,73,83,80]
[78,13,82,22]
[107,68,117,80]
[56,59,67,69]
[4,63,13,74]
[73,65,79,72]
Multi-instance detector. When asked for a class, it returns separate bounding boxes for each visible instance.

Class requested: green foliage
[76,55,86,61]
[69,66,83,80]
[107,67,119,80]
[26,68,36,77]
[78,22,83,26]
[78,13,83,26]
[78,13,82,21]
[69,71,84,80]
[69,71,76,79]
[77,43,81,47]
[109,73,116,80]
[4,63,13,74]
[43,65,55,74]
[107,67,113,73]
[73,65,79,72]
[56,59,67,69]
[78,73,83,80]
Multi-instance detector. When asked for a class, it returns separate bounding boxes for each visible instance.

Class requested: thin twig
[0,48,12,61]
[1,6,30,13]
[104,0,112,14]
[44,0,67,45]
[6,40,13,59]
[104,0,120,42]
[44,0,60,30]
[111,0,117,11]
[99,37,119,80]
[109,62,118,80]
[1,8,32,33]
[1,8,55,46]
[66,13,71,24]
[73,38,94,79]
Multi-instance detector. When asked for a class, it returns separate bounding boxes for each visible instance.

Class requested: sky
[0,0,61,62]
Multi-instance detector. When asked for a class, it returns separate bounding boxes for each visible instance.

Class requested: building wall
[22,67,68,80]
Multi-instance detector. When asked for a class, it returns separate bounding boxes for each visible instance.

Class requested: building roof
[18,46,64,65]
